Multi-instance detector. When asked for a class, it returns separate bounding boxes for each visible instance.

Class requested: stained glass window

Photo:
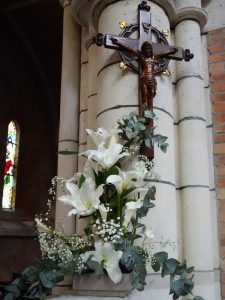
[2,121,19,211]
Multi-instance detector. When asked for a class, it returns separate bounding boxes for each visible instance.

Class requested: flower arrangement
[3,111,204,300]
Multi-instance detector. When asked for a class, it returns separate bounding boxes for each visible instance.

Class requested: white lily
[86,241,123,284]
[86,128,111,147]
[144,227,155,240]
[99,204,109,222]
[123,187,149,226]
[58,178,104,216]
[82,142,129,169]
[83,159,101,182]
[120,157,148,188]
[123,199,143,226]
[107,170,138,195]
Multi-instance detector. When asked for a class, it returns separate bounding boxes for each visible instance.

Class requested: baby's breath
[94,219,124,243]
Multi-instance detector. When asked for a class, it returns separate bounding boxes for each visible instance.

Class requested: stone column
[96,0,178,256]
[53,0,81,295]
[77,27,88,172]
[80,1,178,298]
[66,0,219,299]
[175,2,217,298]
[56,0,81,237]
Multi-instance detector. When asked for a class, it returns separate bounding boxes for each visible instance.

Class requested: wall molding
[71,0,208,30]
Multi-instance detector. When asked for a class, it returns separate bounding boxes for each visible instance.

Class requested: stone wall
[208,27,225,299]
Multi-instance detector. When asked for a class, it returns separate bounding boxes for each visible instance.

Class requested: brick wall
[208,27,225,299]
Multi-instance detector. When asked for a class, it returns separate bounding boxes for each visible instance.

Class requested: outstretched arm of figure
[155,48,177,58]
[111,38,139,57]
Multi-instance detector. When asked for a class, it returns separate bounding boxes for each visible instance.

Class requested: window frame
[0,120,20,214]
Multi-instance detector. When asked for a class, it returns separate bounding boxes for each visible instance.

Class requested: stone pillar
[56,0,80,238]
[77,27,88,172]
[175,5,217,299]
[53,0,81,295]
[64,0,219,299]
[96,0,178,257]
[81,1,178,298]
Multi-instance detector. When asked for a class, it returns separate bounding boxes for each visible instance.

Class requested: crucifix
[93,1,194,160]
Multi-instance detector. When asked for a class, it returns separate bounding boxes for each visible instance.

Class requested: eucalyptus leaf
[144,138,152,148]
[144,110,156,119]
[145,186,156,200]
[27,280,41,294]
[160,143,169,153]
[151,257,160,272]
[87,260,104,276]
[21,266,38,281]
[4,286,20,298]
[134,122,146,131]
[121,246,147,291]
[162,258,180,276]
[152,134,162,143]
[129,111,137,118]
[187,266,194,273]
[158,136,168,144]
[39,271,57,289]
[153,252,168,267]
[169,278,185,298]
[3,293,15,300]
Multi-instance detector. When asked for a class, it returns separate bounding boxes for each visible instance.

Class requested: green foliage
[3,293,15,300]
[118,110,168,152]
[121,246,147,291]
[3,109,204,300]
[136,186,156,218]
[94,165,119,187]
[151,252,204,300]
[3,260,73,300]
[79,174,86,188]
[87,259,104,276]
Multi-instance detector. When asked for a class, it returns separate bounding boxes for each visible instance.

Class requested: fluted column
[56,0,81,236]
[175,3,216,298]
[95,0,178,255]
[77,27,88,172]
[53,1,81,294]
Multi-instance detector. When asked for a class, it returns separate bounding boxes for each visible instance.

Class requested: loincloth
[141,76,157,89]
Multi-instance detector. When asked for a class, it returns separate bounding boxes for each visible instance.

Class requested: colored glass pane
[2,121,18,210]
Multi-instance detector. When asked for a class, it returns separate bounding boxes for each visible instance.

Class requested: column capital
[59,0,71,9]
[71,0,208,30]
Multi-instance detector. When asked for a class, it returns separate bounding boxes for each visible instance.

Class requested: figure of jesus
[112,39,177,116]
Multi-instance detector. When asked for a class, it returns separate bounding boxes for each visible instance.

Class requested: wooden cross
[93,1,193,160]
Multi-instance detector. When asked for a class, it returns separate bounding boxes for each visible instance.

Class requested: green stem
[117,194,122,226]
[104,182,107,204]
[130,215,138,246]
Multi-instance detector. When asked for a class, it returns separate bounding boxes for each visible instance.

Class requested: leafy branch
[120,246,147,291]
[152,252,204,300]
[3,260,74,300]
[117,110,169,152]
